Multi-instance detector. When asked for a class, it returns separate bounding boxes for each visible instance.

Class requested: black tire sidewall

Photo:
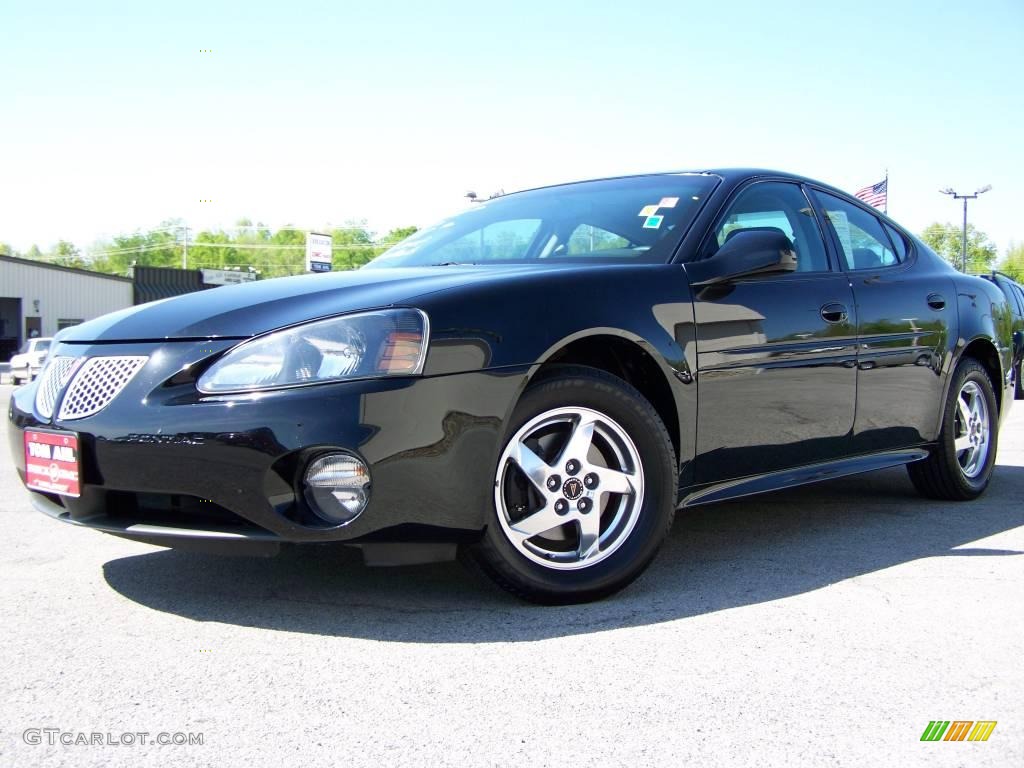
[478,367,675,601]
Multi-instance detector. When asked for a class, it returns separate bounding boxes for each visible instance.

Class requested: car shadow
[102,463,1024,642]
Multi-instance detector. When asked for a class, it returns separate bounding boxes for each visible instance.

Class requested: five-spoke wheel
[495,406,645,570]
[952,380,991,479]
[909,357,998,500]
[465,366,676,604]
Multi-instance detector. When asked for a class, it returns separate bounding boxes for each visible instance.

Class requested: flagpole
[884,168,888,215]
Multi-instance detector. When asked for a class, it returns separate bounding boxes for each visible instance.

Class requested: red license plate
[24,429,82,497]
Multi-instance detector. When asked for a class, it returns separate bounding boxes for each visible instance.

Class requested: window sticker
[642,215,664,229]
[638,204,659,217]
[658,197,679,208]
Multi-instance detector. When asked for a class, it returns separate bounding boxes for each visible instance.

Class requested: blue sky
[1,0,1022,257]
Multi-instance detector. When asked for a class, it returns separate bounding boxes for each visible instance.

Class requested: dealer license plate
[24,429,81,497]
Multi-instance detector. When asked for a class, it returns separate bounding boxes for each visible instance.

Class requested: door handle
[927,293,946,310]
[820,303,848,324]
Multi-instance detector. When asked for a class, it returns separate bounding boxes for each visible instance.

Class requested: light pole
[180,224,191,269]
[940,185,991,273]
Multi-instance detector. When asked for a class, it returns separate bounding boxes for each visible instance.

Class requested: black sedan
[979,270,1024,400]
[7,169,1016,604]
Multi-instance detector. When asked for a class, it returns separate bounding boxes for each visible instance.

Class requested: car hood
[60,266,540,342]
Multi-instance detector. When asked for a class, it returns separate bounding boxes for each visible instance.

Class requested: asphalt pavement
[0,383,1021,767]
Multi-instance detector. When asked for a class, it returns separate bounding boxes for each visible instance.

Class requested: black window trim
[806,184,918,274]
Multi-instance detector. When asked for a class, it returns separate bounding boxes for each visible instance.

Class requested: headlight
[197,308,429,394]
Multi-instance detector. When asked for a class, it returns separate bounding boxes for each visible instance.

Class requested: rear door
[692,181,858,483]
[810,189,955,451]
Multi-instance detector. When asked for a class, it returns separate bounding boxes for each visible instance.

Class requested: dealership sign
[201,268,257,286]
[306,233,333,273]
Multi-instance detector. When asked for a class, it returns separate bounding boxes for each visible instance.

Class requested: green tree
[52,240,86,268]
[65,220,420,278]
[329,220,376,270]
[999,241,1024,282]
[89,221,182,274]
[379,226,418,245]
[921,222,997,273]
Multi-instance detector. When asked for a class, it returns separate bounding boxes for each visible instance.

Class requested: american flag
[855,178,888,209]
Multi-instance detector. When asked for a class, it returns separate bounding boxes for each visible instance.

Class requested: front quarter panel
[413,264,697,468]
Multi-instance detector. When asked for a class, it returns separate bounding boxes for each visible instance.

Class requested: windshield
[21,339,50,354]
[365,174,718,268]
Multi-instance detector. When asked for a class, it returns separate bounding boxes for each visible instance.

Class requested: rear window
[813,190,902,270]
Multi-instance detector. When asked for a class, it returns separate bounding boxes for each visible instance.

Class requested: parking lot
[0,382,1020,766]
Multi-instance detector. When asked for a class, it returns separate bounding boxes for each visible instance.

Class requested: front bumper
[8,339,528,547]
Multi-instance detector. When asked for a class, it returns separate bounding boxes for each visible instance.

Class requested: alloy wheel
[953,380,991,479]
[494,407,645,570]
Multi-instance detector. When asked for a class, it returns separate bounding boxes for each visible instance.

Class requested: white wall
[0,258,133,342]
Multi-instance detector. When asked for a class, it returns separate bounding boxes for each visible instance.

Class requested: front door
[692,181,858,484]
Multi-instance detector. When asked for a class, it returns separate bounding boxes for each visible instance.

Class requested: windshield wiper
[430,262,476,266]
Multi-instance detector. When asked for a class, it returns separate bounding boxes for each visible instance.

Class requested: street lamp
[940,185,991,273]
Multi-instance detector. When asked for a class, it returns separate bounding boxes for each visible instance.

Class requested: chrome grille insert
[35,357,79,419]
[57,356,149,421]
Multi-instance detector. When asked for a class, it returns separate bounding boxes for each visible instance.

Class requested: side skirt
[679,448,931,509]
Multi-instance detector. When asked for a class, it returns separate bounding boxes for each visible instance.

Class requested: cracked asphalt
[1,383,1021,767]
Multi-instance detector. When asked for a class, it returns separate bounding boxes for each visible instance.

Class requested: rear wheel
[908,358,998,500]
[1015,360,1023,400]
[464,366,676,604]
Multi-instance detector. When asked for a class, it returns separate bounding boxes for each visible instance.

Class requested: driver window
[708,182,830,273]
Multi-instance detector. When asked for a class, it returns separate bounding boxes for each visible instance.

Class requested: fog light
[303,453,370,525]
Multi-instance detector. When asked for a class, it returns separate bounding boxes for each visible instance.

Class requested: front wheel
[1016,360,1023,400]
[908,357,998,500]
[463,366,676,604]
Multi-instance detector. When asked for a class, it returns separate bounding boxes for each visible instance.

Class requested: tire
[1015,360,1023,401]
[462,365,676,605]
[908,357,998,500]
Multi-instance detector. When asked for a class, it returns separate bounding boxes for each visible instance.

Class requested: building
[0,255,134,361]
[131,266,257,305]
[132,266,214,305]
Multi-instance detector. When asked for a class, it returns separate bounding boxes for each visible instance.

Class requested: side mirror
[686,229,798,286]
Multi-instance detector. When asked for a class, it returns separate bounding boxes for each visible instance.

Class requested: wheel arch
[938,336,1004,437]
[519,330,683,465]
[961,337,1004,411]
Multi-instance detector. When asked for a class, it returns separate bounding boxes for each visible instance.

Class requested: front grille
[35,357,79,419]
[57,356,148,421]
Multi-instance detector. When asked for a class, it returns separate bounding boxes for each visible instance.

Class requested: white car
[10,337,53,384]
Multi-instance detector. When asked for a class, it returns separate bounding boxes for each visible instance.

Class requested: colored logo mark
[920,720,997,742]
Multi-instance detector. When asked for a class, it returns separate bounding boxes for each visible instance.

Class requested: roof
[0,254,133,283]
[507,167,846,200]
